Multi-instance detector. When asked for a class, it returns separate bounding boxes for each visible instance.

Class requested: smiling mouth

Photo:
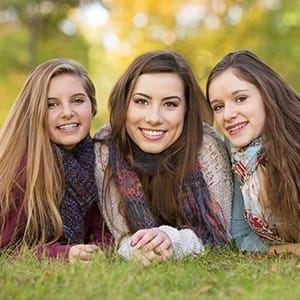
[227,122,247,134]
[57,123,79,130]
[141,128,166,136]
[139,128,167,140]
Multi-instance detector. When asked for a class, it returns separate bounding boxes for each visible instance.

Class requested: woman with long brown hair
[206,50,300,255]
[94,50,232,265]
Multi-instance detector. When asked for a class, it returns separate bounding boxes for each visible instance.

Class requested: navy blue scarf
[56,136,98,244]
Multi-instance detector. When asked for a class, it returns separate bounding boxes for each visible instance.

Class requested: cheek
[47,112,54,129]
[174,112,185,135]
[213,113,223,127]
[257,114,266,134]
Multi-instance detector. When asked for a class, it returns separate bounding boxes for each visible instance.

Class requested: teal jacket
[226,139,269,252]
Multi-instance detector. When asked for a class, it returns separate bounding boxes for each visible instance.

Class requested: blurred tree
[0,0,105,71]
[1,0,299,127]
[0,0,106,127]
[94,0,300,90]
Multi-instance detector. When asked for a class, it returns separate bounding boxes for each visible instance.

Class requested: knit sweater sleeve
[118,226,204,260]
[198,123,233,235]
[94,124,131,243]
[35,203,113,260]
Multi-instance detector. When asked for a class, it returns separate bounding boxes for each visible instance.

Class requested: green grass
[1,247,299,300]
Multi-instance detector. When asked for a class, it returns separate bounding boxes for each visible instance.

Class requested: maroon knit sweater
[0,200,112,260]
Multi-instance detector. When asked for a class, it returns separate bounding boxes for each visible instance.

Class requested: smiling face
[47,73,93,150]
[208,69,266,148]
[125,73,186,154]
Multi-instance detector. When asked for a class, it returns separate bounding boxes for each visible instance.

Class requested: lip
[226,122,247,135]
[57,123,80,131]
[139,127,166,140]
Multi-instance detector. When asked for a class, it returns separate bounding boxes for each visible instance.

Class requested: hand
[269,243,300,256]
[68,244,100,264]
[130,228,173,265]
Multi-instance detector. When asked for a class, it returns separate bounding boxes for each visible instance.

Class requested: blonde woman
[0,58,112,263]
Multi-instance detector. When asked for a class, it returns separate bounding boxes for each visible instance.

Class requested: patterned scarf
[56,135,98,244]
[231,137,282,243]
[108,138,228,246]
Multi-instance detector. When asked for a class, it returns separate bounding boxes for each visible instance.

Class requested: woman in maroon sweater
[0,58,112,263]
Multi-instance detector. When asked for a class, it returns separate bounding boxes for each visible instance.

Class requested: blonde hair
[0,58,97,246]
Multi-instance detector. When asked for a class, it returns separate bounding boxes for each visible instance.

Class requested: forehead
[133,73,184,93]
[209,69,254,95]
[47,73,86,96]
[49,73,83,87]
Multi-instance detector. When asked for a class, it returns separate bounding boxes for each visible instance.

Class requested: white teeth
[58,123,78,130]
[228,124,244,133]
[143,129,164,136]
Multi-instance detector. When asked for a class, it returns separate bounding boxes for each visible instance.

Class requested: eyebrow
[209,89,250,104]
[232,89,249,95]
[47,92,87,100]
[133,92,182,101]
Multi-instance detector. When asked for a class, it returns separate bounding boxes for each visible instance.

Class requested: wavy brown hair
[106,50,213,232]
[206,50,300,241]
[0,58,97,247]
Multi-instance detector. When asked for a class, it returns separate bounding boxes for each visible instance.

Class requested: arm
[118,226,204,264]
[83,202,113,248]
[36,204,112,262]
[198,124,233,234]
[269,244,300,256]
[0,199,26,250]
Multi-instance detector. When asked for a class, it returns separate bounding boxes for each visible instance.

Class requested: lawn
[0,246,299,300]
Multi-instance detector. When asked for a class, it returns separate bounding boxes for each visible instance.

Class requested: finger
[143,234,169,252]
[149,238,172,253]
[132,249,152,266]
[157,245,173,261]
[130,229,157,247]
[142,250,162,262]
[70,245,99,262]
[85,244,100,253]
[134,229,163,249]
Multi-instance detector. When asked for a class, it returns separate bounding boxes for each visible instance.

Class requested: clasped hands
[128,227,174,266]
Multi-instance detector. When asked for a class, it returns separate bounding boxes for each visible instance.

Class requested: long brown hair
[107,50,212,232]
[0,58,97,246]
[206,50,300,241]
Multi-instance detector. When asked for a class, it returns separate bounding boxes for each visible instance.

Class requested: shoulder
[93,123,111,173]
[198,123,233,232]
[198,123,231,177]
[94,123,112,141]
[200,123,228,159]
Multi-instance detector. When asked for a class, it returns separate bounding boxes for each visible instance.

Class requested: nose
[223,103,237,121]
[145,105,163,124]
[61,103,74,118]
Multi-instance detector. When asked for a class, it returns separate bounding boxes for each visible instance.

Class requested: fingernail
[89,245,98,251]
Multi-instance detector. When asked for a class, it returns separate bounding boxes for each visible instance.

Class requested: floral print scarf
[231,137,282,243]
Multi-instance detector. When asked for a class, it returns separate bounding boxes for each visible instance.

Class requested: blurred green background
[0,0,299,133]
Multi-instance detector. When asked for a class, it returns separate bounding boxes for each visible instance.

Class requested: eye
[212,103,224,112]
[134,97,149,105]
[48,100,58,109]
[236,96,247,103]
[72,97,85,104]
[163,101,178,108]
